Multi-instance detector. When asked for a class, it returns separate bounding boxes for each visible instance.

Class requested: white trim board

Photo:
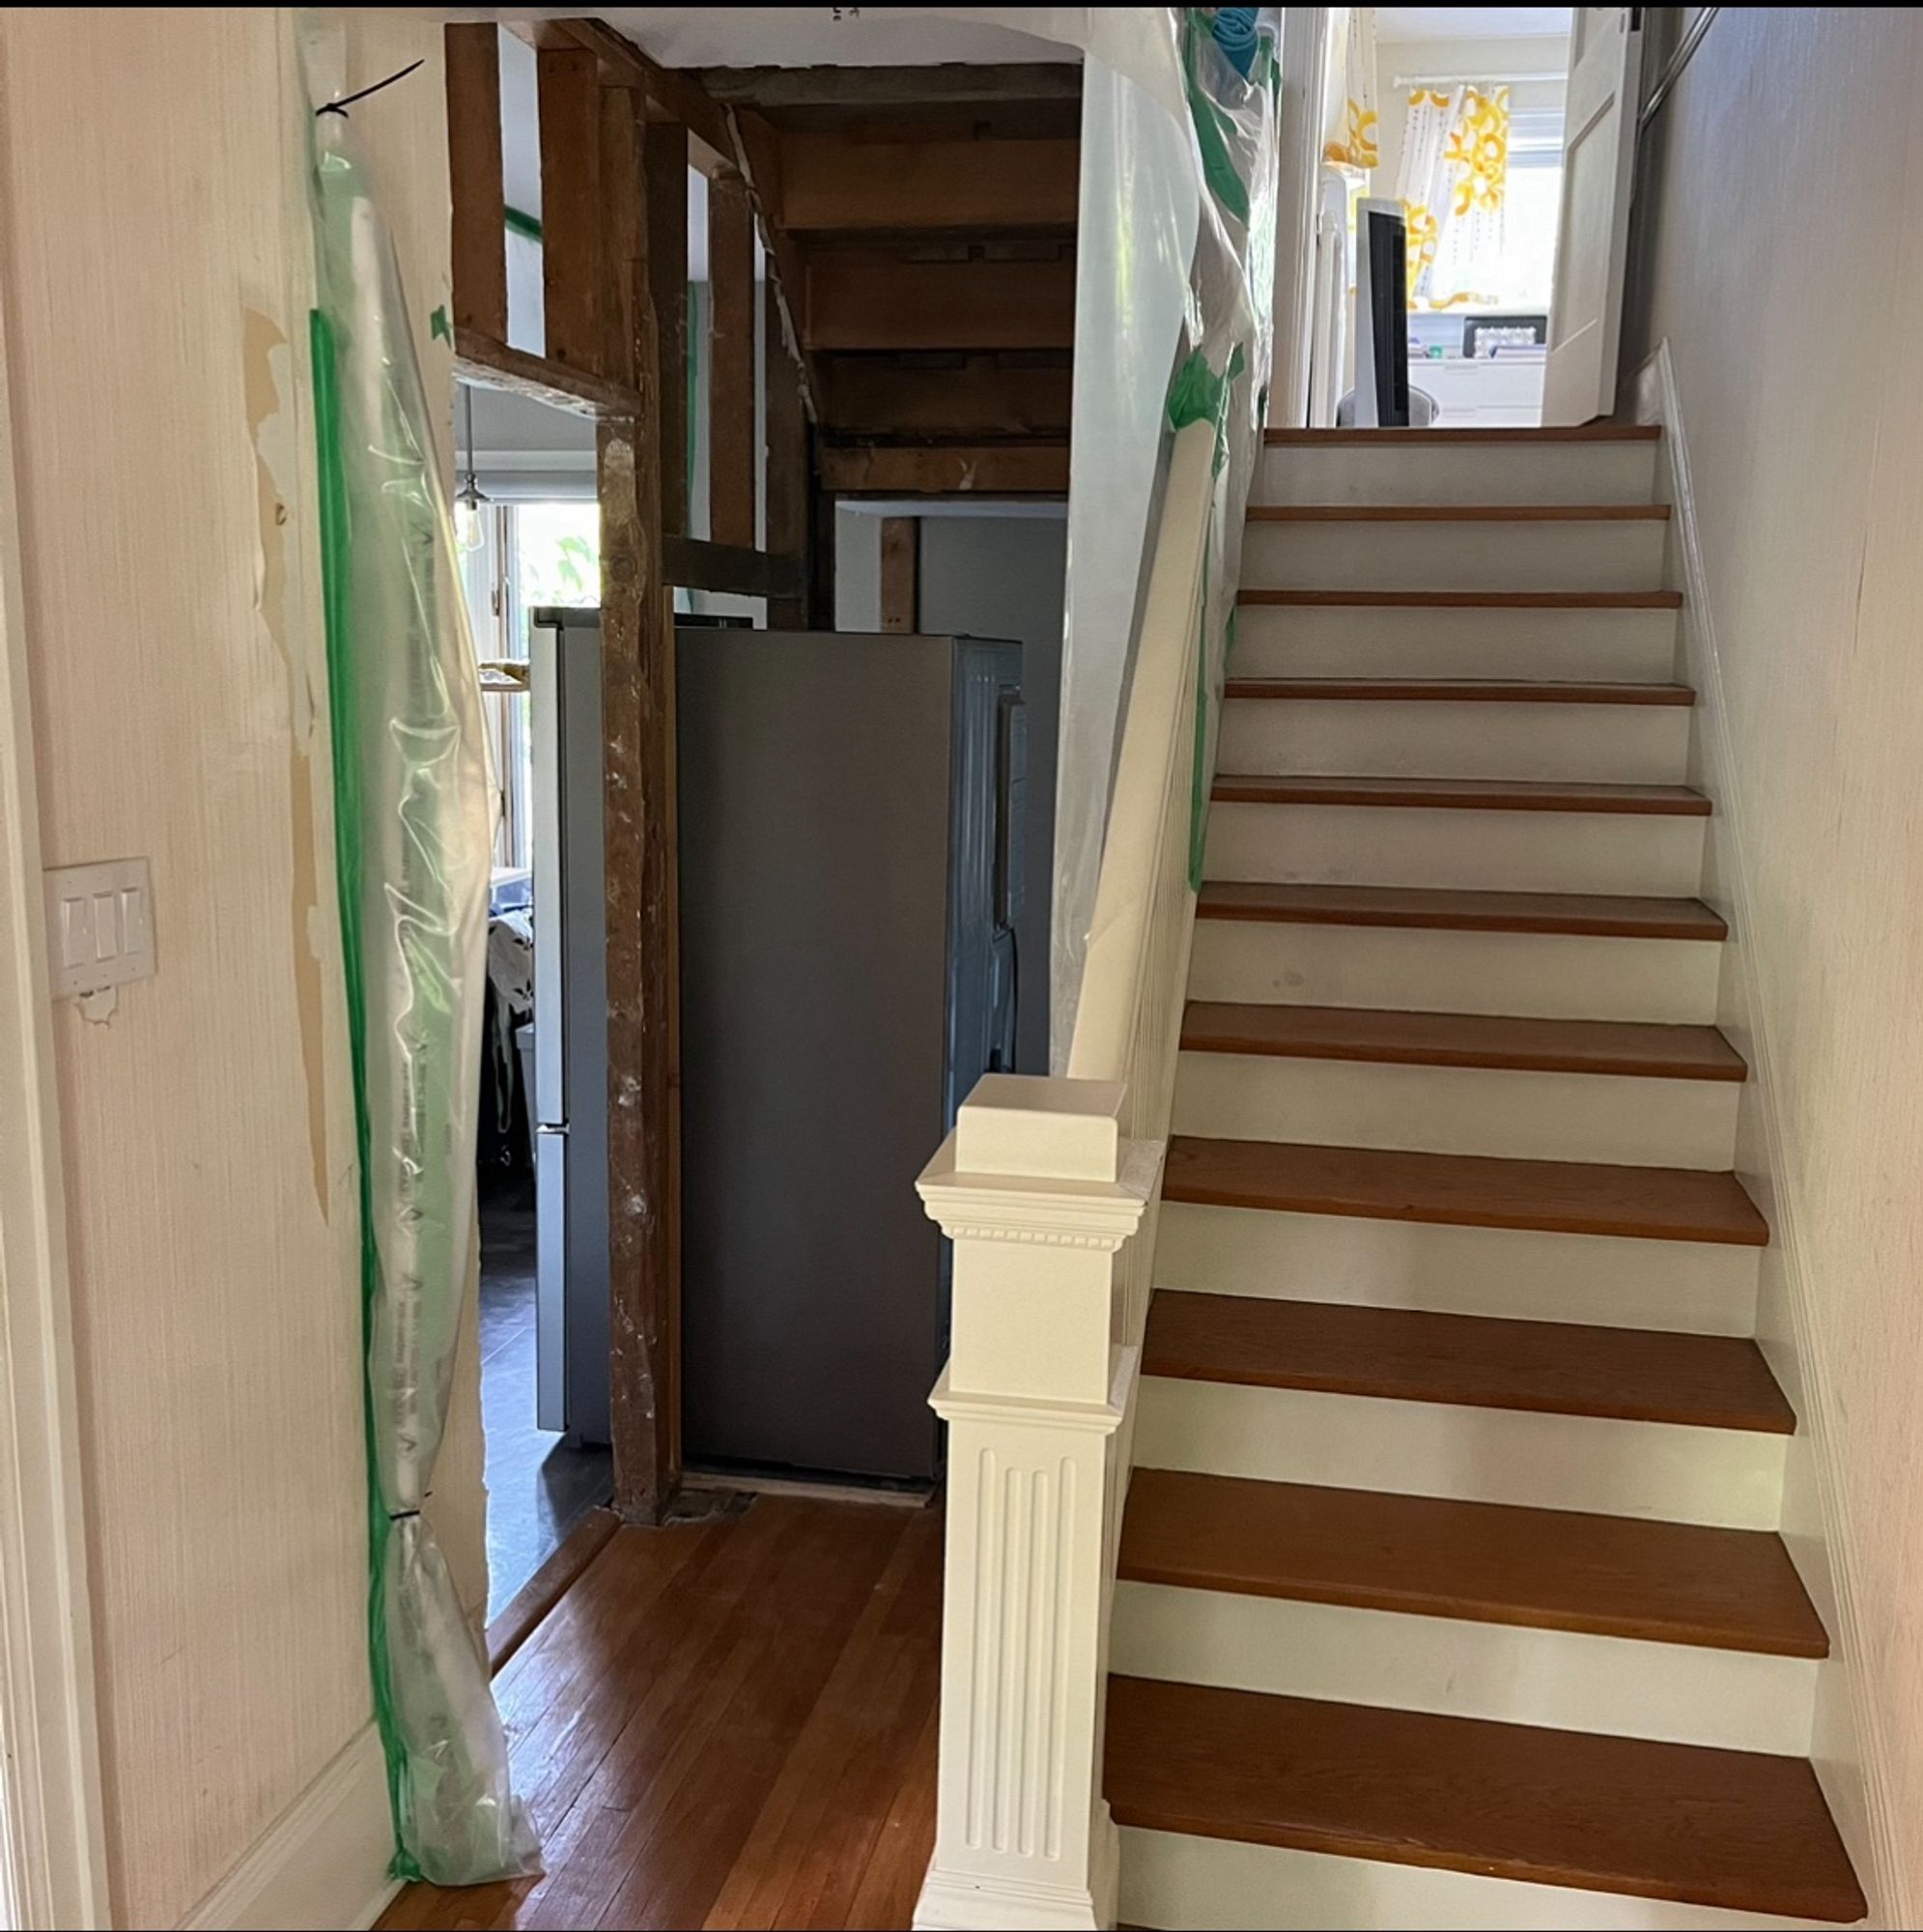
[0,210,111,1932]
[176,1722,399,1932]
[1633,340,1896,1926]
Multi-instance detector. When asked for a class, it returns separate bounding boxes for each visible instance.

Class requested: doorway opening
[456,382,612,1618]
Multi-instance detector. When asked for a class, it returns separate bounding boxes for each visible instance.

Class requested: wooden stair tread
[1265,424,1662,444]
[1142,1293,1792,1432]
[1226,677,1694,705]
[1180,1003,1747,1081]
[1249,502,1671,522]
[1105,1677,1866,1922]
[1120,1469,1824,1654]
[1211,774,1711,814]
[1163,1137,1769,1245]
[1239,588,1683,608]
[1197,881,1729,941]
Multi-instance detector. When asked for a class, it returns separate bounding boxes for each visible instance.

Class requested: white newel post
[911,1074,1162,1932]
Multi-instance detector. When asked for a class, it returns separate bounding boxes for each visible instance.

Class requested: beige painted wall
[1622,10,1923,1919]
[0,10,481,1924]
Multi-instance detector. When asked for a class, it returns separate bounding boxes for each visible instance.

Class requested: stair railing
[911,416,1219,1932]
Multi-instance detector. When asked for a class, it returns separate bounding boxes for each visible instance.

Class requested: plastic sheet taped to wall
[307,103,540,1886]
[1048,8,1281,1057]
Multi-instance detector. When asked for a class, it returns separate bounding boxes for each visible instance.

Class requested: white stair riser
[1253,440,1660,508]
[1112,1581,1818,1755]
[1173,1052,1740,1171]
[1188,920,1723,1025]
[1233,603,1680,682]
[1154,1203,1760,1335]
[1218,697,1692,783]
[1134,1378,1784,1528]
[1118,1832,1834,1932]
[1205,800,1707,897]
[1243,519,1670,592]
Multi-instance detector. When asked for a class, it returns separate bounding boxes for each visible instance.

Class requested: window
[459,501,602,871]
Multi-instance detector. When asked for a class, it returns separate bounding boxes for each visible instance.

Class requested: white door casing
[1543,6,1644,424]
[0,247,111,1929]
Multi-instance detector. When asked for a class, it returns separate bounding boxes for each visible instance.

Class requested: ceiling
[596,8,1081,71]
[1376,7,1572,39]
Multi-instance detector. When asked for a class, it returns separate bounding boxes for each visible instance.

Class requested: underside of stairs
[1108,424,1867,1930]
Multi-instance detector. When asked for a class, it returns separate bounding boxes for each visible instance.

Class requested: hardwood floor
[379,1496,942,1932]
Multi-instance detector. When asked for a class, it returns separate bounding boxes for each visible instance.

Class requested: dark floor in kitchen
[478,1165,612,1620]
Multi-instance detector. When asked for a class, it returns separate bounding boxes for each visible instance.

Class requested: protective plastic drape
[307,105,540,1886]
[1052,9,1281,1053]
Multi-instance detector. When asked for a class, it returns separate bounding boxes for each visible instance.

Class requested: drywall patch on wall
[244,304,331,1217]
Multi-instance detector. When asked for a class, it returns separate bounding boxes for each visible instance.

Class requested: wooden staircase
[1105,425,1867,1929]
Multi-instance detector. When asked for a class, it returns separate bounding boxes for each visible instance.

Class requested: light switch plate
[42,858,156,999]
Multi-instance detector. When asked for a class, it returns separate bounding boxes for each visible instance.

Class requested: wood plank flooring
[378,1496,942,1932]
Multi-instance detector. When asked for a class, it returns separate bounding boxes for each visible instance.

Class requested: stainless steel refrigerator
[526,615,1025,1479]
[677,628,1025,1483]
[527,608,610,1445]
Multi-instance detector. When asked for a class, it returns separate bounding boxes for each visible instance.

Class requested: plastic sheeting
[307,100,540,1886]
[1051,10,1281,1060]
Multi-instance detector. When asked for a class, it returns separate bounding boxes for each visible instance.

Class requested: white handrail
[910,418,1221,1932]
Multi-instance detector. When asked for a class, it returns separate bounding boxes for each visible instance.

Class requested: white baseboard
[177,1721,399,1932]
[1633,340,1896,1927]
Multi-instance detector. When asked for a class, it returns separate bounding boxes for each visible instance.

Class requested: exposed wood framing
[454,327,642,417]
[696,63,1083,108]
[556,15,734,168]
[778,135,1080,232]
[805,254,1077,353]
[763,282,809,627]
[445,25,507,340]
[707,167,758,549]
[642,120,692,537]
[598,415,677,1523]
[820,356,1072,438]
[728,106,820,425]
[598,87,644,387]
[536,47,603,372]
[880,519,919,633]
[819,442,1070,496]
[663,537,804,602]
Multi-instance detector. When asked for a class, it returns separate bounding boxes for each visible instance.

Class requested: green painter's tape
[310,304,413,1877]
[504,203,543,243]
[429,305,452,345]
[1183,11,1252,224]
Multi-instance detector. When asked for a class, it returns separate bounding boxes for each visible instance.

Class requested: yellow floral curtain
[1396,84,1511,307]
[1322,9,1379,174]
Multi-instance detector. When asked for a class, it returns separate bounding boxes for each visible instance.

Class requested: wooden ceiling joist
[819,356,1071,439]
[818,442,1070,496]
[806,254,1076,354]
[776,133,1079,233]
[695,62,1083,109]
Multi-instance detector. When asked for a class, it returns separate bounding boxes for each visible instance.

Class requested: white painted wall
[0,11,474,1924]
[1622,11,1923,1919]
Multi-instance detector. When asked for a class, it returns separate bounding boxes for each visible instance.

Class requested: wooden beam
[641,121,691,537]
[445,24,507,341]
[695,63,1084,108]
[777,134,1080,232]
[806,255,1076,353]
[555,16,734,167]
[730,108,821,425]
[819,442,1070,496]
[880,518,919,633]
[808,445,836,629]
[600,415,677,1523]
[707,168,757,549]
[819,355,1072,438]
[663,536,804,602]
[537,46,603,373]
[764,281,809,628]
[455,327,642,417]
[598,86,644,388]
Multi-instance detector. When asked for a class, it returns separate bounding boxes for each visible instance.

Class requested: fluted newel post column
[911,1074,1162,1932]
